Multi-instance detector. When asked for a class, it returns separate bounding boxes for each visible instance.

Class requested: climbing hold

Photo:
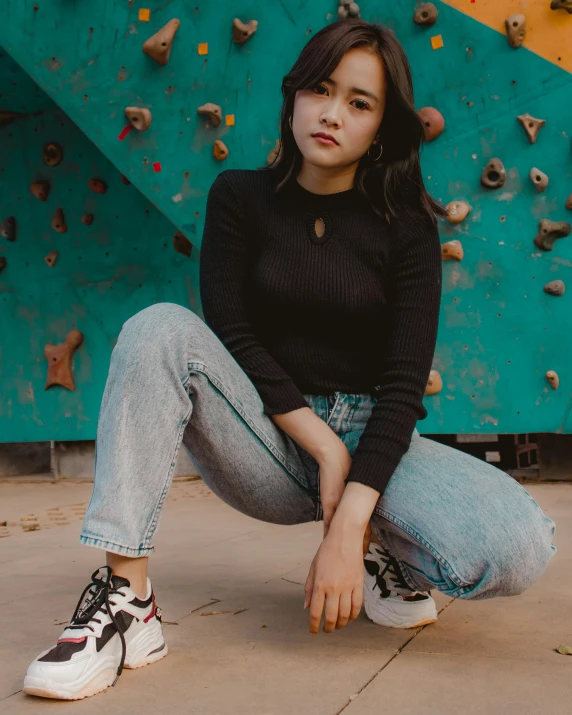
[425,370,443,396]
[197,103,222,128]
[544,279,565,296]
[173,231,192,258]
[545,371,559,390]
[213,139,229,161]
[43,142,63,167]
[417,107,444,141]
[505,14,526,48]
[338,1,361,20]
[530,167,549,192]
[121,174,131,185]
[44,250,58,267]
[266,140,281,166]
[232,18,258,44]
[446,201,471,224]
[565,194,572,210]
[124,106,152,131]
[480,158,506,189]
[142,18,180,65]
[533,219,571,251]
[441,240,463,261]
[516,113,546,144]
[44,329,84,392]
[0,216,16,242]
[550,0,572,12]
[0,256,6,273]
[413,3,438,26]
[30,181,51,201]
[81,213,94,226]
[88,178,107,194]
[51,208,67,234]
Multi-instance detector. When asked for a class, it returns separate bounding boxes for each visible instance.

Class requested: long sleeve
[199,171,310,415]
[344,208,443,496]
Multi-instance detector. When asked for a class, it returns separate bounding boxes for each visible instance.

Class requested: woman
[24,19,556,701]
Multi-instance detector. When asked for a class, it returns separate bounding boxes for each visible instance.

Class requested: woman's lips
[313,135,338,146]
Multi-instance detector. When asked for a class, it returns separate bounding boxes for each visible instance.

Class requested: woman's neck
[295,163,357,195]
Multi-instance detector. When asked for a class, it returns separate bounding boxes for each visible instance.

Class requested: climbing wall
[0,1,571,441]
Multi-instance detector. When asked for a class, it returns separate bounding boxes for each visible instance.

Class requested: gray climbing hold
[530,167,549,192]
[505,14,526,48]
[197,103,222,128]
[232,18,258,44]
[480,158,506,189]
[0,216,16,242]
[544,280,565,296]
[516,113,546,144]
[550,0,572,12]
[413,3,438,26]
[533,219,571,251]
[338,1,360,20]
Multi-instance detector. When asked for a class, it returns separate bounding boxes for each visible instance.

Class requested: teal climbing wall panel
[1,1,571,441]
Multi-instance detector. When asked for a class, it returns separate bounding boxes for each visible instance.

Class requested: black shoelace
[66,566,128,685]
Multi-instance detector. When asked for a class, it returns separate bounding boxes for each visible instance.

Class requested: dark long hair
[258,19,447,225]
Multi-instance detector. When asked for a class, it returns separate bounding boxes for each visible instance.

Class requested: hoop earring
[288,115,292,129]
[367,142,383,161]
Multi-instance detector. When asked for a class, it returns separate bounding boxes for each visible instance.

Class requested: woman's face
[292,47,387,176]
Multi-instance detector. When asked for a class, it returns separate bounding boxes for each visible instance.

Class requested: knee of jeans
[119,303,200,344]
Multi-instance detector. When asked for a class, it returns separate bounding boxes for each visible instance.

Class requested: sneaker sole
[363,588,438,629]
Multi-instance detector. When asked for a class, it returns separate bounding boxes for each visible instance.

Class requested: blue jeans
[80,303,557,600]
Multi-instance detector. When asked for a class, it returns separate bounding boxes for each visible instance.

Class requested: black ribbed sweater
[199,168,442,496]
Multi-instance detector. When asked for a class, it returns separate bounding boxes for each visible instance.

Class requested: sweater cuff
[344,444,407,497]
[261,384,310,416]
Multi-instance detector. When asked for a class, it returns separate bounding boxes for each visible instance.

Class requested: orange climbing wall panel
[441,0,572,73]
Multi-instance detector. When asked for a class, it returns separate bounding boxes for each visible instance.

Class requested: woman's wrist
[329,481,380,534]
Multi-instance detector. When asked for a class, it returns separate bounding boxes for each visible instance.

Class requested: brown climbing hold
[544,280,565,296]
[480,158,506,189]
[545,371,559,390]
[51,208,67,234]
[44,250,58,268]
[30,181,51,201]
[44,329,84,392]
[0,256,6,273]
[266,140,281,166]
[232,18,258,44]
[441,240,463,261]
[81,213,94,226]
[121,174,131,185]
[125,106,152,131]
[530,167,549,192]
[0,216,16,242]
[516,113,546,144]
[173,231,192,258]
[425,370,443,396]
[565,194,572,211]
[43,142,63,167]
[142,18,180,65]
[338,2,361,20]
[550,0,572,12]
[197,103,222,128]
[413,3,438,26]
[88,178,107,194]
[505,14,526,48]
[446,201,471,224]
[213,139,229,161]
[417,107,444,141]
[533,219,571,251]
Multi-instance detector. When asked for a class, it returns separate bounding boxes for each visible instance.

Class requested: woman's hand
[317,439,352,540]
[304,519,365,634]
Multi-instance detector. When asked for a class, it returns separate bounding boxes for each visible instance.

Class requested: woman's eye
[312,85,369,110]
[353,99,370,110]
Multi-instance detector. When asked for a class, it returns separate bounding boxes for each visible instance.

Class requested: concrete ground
[1,478,571,714]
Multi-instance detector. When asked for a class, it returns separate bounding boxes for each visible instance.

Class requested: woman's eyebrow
[324,76,379,102]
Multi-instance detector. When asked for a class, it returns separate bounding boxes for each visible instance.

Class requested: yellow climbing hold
[225,115,235,126]
[198,42,209,55]
[139,8,150,21]
[431,34,444,49]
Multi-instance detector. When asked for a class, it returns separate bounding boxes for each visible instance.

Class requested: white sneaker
[24,566,168,700]
[364,541,438,629]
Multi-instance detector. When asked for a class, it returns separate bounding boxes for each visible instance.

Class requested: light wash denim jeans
[80,303,557,601]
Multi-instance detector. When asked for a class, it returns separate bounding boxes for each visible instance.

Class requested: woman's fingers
[335,591,353,629]
[309,587,326,634]
[350,584,363,621]
[304,559,315,609]
[322,591,340,633]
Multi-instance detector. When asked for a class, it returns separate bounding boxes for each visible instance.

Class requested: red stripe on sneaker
[57,637,87,644]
